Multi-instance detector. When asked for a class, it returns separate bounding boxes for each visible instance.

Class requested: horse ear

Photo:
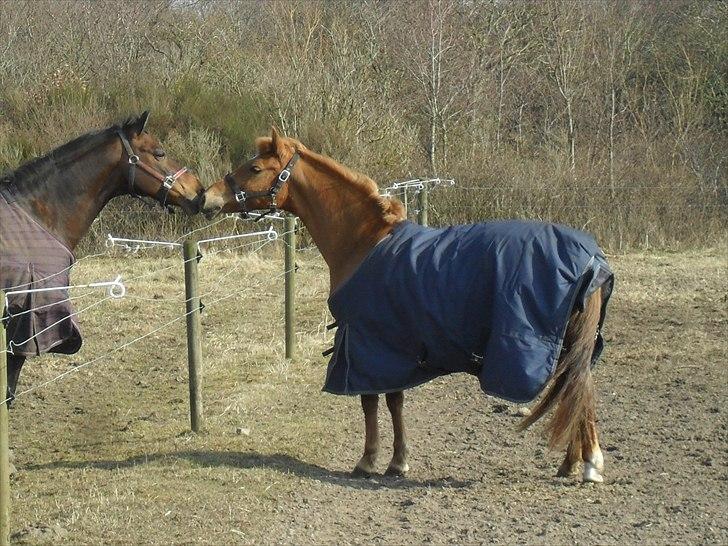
[137,111,150,133]
[270,126,286,158]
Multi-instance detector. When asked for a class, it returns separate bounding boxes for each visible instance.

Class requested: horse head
[201,127,297,219]
[117,111,204,214]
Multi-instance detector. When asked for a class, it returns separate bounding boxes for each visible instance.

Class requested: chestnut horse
[201,128,613,483]
[1,111,203,405]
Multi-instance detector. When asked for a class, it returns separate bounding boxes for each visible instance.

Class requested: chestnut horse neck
[0,128,128,251]
[281,144,405,291]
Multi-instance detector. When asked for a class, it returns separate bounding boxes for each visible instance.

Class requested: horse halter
[116,130,189,209]
[225,153,299,221]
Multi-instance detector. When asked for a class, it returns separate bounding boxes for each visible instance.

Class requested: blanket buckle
[470,352,484,373]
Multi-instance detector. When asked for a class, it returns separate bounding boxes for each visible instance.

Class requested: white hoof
[592,449,605,472]
[583,463,604,483]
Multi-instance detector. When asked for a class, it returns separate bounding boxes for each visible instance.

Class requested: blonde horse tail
[518,287,602,450]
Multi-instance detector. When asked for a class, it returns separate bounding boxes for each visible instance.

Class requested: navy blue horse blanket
[323,220,613,403]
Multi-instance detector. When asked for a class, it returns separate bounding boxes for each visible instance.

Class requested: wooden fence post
[183,241,204,433]
[0,291,10,546]
[418,184,429,226]
[284,215,296,359]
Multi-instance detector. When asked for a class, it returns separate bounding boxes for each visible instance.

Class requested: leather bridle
[116,130,189,208]
[224,153,299,220]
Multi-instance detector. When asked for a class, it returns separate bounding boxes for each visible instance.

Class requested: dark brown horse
[1,112,203,405]
[201,128,612,483]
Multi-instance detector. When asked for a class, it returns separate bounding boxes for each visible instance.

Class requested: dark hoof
[556,464,579,478]
[385,465,408,477]
[351,466,374,479]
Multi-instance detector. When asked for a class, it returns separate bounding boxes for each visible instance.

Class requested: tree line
[0,0,725,250]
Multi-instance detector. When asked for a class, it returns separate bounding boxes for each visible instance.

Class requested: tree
[535,0,592,171]
[391,0,476,175]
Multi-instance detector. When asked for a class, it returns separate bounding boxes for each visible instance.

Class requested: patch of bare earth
[7,246,727,544]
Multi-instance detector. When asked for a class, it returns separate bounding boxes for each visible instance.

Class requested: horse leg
[5,355,26,407]
[384,391,409,477]
[556,436,582,477]
[581,416,604,483]
[353,394,380,477]
[557,416,603,481]
[519,288,604,482]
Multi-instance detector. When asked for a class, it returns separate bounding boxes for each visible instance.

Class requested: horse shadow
[25,450,474,491]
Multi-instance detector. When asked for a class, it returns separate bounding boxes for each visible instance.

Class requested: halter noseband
[225,153,299,221]
[116,130,189,209]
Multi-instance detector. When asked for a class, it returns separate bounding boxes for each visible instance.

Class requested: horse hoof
[556,462,580,477]
[351,465,374,479]
[583,463,604,483]
[384,463,409,477]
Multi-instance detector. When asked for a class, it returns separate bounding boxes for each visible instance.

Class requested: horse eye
[153,148,166,158]
[251,165,261,173]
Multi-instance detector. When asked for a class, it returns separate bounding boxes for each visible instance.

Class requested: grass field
[6,243,727,544]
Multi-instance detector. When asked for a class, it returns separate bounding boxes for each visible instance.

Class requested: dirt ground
[5,244,727,545]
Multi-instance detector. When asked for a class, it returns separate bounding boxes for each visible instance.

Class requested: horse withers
[1,111,204,405]
[201,128,614,483]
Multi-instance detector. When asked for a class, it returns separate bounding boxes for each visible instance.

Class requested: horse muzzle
[199,193,223,220]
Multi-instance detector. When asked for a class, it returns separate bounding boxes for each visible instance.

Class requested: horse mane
[255,136,406,225]
[0,114,143,190]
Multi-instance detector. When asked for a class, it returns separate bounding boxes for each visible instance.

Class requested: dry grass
[6,244,728,544]
[10,243,342,544]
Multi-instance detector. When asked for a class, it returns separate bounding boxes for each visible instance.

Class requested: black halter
[116,130,188,209]
[225,153,299,221]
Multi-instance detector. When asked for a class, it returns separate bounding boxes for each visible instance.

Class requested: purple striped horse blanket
[0,191,82,356]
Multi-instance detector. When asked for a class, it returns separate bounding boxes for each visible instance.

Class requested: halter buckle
[278,169,291,183]
[128,154,139,165]
[162,176,175,190]
[234,190,246,203]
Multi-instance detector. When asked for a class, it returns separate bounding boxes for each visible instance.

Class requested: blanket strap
[470,352,484,374]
